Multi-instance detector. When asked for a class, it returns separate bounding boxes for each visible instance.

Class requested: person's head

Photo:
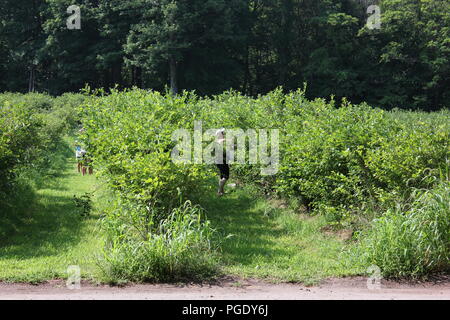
[216,128,225,140]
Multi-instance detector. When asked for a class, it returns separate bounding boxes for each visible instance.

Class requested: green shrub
[0,93,84,185]
[0,92,81,236]
[98,200,219,283]
[80,88,449,226]
[0,92,54,111]
[73,192,93,218]
[278,99,392,210]
[0,99,43,195]
[78,87,449,279]
[276,97,449,223]
[80,89,211,216]
[353,181,450,278]
[52,93,88,129]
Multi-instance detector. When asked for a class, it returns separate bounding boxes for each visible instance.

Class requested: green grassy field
[2,91,448,283]
[0,137,103,283]
[203,186,362,284]
[0,136,361,284]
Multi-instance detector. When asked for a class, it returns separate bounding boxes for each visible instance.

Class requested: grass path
[0,137,362,284]
[0,136,103,283]
[203,185,362,284]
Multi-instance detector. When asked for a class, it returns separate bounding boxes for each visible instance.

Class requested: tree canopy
[0,0,448,110]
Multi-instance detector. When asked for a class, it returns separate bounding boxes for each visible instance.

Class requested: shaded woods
[0,0,449,110]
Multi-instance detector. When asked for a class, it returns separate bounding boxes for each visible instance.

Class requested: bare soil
[1,276,449,300]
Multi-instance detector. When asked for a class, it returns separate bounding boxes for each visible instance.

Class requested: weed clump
[352,182,450,278]
[98,200,220,283]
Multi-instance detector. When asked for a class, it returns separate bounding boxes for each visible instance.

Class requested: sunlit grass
[0,136,103,283]
[0,137,364,284]
[202,184,363,285]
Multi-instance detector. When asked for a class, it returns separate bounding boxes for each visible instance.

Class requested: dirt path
[1,277,449,300]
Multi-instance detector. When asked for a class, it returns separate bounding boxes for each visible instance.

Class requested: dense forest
[0,0,449,110]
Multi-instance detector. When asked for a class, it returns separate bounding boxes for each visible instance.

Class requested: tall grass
[353,181,450,278]
[98,200,220,283]
[80,88,449,279]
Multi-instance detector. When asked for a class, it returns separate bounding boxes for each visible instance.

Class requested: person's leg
[217,164,229,196]
[218,178,226,195]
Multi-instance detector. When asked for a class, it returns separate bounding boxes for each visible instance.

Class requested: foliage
[277,95,450,222]
[79,89,211,218]
[2,88,449,280]
[0,141,102,282]
[0,92,82,226]
[1,0,448,110]
[98,200,219,283]
[0,97,44,195]
[352,181,450,278]
[79,88,450,227]
[73,192,93,218]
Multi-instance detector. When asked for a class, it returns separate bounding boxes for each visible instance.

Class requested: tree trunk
[242,44,250,95]
[131,66,142,88]
[131,67,135,87]
[28,66,35,92]
[137,67,142,88]
[115,64,123,86]
[169,55,178,95]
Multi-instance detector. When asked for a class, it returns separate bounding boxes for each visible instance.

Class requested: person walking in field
[75,145,86,173]
[85,156,94,175]
[216,128,230,196]
[81,157,87,176]
[80,152,94,176]
[75,143,93,176]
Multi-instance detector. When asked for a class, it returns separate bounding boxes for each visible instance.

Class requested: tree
[0,0,47,92]
[124,0,248,95]
[358,0,450,110]
[0,0,447,109]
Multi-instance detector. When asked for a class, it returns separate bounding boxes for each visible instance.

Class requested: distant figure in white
[75,144,86,173]
[216,128,230,196]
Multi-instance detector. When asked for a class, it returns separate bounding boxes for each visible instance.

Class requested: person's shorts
[216,163,230,180]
